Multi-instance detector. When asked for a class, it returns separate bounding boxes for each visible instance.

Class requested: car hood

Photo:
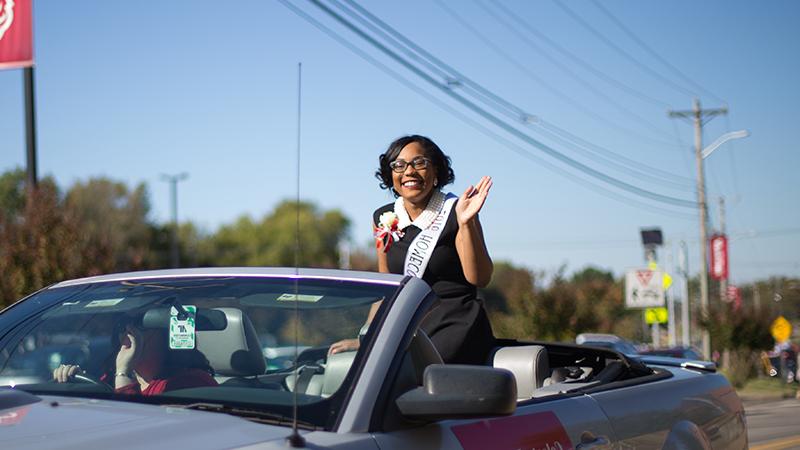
[0,392,303,450]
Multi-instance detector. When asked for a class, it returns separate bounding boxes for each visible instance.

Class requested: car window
[0,276,398,429]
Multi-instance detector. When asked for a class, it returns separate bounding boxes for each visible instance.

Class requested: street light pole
[160,173,189,268]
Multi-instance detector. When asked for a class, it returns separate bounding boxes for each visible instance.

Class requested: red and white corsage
[374,211,404,252]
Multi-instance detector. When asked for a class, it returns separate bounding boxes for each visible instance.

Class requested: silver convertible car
[0,268,746,449]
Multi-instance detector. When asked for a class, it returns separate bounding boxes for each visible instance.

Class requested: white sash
[404,193,457,278]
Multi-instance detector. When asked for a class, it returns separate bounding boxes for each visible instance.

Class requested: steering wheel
[69,372,102,385]
[68,373,114,392]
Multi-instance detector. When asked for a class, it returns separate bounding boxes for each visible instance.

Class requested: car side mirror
[396,364,516,422]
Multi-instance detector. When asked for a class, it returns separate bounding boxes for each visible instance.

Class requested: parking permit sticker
[84,298,124,308]
[169,305,196,350]
[276,293,323,303]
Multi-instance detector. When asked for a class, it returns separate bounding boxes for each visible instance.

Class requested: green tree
[0,182,84,306]
[0,168,27,218]
[204,200,349,268]
[64,178,154,272]
[482,261,538,339]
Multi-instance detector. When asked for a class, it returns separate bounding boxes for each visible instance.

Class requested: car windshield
[0,275,398,429]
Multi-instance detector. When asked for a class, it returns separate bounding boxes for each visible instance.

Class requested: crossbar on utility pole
[669,98,727,360]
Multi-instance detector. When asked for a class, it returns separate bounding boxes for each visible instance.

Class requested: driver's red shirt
[114,368,217,395]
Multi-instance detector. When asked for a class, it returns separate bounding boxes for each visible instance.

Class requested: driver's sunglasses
[389,156,430,173]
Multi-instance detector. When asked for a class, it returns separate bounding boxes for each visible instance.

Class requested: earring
[434,179,438,187]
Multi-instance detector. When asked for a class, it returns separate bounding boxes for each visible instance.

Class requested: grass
[736,376,798,401]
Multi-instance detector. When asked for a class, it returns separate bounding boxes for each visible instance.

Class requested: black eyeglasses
[389,157,430,173]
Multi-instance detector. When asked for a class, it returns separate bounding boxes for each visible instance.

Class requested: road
[746,398,800,449]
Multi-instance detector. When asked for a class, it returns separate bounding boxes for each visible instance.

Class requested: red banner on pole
[727,285,741,310]
[710,234,728,280]
[0,0,33,69]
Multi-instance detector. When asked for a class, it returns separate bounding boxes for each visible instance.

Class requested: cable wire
[487,0,672,109]
[339,0,691,188]
[432,0,696,189]
[312,0,697,208]
[552,0,702,100]
[463,0,679,144]
[277,0,697,220]
[590,0,726,104]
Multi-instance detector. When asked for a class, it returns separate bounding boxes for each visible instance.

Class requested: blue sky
[1,0,798,285]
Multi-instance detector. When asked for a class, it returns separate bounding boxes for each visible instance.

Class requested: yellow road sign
[771,316,792,342]
[662,272,673,290]
[645,307,668,324]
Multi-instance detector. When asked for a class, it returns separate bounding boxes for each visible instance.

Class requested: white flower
[378,211,399,230]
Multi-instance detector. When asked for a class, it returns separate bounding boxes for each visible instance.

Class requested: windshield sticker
[276,293,323,303]
[169,305,196,350]
[84,298,124,308]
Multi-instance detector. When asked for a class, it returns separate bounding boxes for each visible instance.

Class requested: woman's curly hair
[375,135,455,197]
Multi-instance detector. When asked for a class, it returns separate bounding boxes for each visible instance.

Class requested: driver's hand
[329,338,360,356]
[53,364,82,383]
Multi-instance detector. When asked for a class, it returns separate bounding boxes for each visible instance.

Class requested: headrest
[197,308,266,377]
[492,345,549,399]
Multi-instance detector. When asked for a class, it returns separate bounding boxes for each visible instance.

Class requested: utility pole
[669,98,727,359]
[160,173,189,268]
[666,242,676,347]
[679,241,690,347]
[718,197,728,303]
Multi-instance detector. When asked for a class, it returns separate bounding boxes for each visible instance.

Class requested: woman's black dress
[374,202,495,365]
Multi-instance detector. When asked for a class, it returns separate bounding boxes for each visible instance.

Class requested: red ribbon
[374,225,403,253]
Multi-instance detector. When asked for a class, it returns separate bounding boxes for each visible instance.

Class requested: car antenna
[286,61,307,449]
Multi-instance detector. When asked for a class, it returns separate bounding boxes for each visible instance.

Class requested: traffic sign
[626,269,665,308]
[645,307,668,324]
[771,316,792,343]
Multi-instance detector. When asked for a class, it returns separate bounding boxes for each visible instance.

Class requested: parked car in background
[0,268,747,449]
[575,333,640,356]
[640,346,705,361]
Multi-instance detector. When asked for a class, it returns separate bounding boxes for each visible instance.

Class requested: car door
[374,394,617,450]
[587,366,747,449]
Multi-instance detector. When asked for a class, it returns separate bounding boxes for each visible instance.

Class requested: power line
[590,0,725,104]
[431,0,694,192]
[331,0,528,124]
[486,0,672,109]
[436,0,680,146]
[276,0,697,220]
[552,0,702,100]
[535,119,695,189]
[331,0,693,189]
[312,0,697,208]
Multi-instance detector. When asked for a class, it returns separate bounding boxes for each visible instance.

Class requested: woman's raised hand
[455,176,492,226]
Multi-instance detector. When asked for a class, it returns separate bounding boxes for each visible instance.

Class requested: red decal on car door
[451,411,573,450]
[0,405,31,426]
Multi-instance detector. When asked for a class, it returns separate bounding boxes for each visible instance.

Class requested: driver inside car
[53,314,218,395]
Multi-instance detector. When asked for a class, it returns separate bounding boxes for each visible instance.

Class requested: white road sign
[626,269,665,308]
